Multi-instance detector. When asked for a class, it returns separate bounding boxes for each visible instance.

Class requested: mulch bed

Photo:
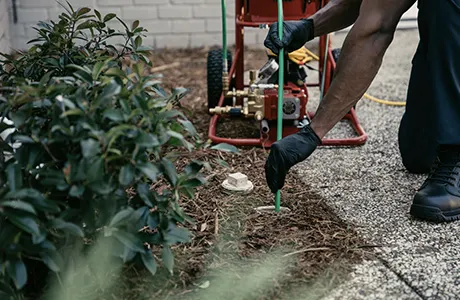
[111,47,372,299]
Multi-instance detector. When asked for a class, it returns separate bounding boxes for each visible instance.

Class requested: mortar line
[377,257,427,300]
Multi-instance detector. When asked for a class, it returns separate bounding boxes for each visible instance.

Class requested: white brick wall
[0,0,11,54]
[5,0,417,51]
[7,0,262,50]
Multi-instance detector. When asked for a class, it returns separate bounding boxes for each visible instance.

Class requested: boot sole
[410,204,460,223]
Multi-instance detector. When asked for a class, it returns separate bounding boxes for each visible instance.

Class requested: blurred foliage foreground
[0,2,238,298]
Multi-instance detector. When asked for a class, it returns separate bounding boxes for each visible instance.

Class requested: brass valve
[210,83,275,120]
[226,90,248,97]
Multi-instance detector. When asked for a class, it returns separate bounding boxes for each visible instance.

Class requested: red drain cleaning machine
[206,0,368,147]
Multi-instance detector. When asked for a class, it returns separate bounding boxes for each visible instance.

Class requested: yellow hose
[266,47,406,107]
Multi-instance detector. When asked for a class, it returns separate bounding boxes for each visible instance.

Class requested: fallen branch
[214,211,219,235]
[150,62,181,73]
[282,247,332,257]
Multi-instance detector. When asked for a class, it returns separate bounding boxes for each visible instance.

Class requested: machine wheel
[207,49,233,109]
[331,48,341,64]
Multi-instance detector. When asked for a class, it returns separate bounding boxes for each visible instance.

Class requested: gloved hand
[265,125,321,193]
[264,18,314,55]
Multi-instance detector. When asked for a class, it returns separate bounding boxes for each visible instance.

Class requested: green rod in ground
[275,0,284,213]
[319,34,330,102]
[221,0,227,72]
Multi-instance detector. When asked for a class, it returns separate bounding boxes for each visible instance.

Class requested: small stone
[227,172,248,187]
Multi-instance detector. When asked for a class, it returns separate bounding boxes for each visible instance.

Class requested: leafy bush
[0,2,213,297]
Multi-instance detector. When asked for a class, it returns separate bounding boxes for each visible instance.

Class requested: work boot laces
[427,158,460,186]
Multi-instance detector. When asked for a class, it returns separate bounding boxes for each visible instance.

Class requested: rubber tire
[207,49,233,109]
[331,48,341,64]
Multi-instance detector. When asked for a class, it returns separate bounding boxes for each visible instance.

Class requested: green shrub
[0,2,215,297]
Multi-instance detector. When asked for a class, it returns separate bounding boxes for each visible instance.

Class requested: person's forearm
[311,0,363,36]
[309,0,416,139]
[310,23,394,138]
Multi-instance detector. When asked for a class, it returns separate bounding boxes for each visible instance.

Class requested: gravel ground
[295,30,460,299]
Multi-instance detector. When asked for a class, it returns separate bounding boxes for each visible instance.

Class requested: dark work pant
[398,0,460,173]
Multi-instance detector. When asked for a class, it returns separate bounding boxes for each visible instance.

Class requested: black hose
[12,0,18,23]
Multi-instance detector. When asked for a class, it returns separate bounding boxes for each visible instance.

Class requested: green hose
[275,0,284,213]
[319,34,330,102]
[221,0,227,72]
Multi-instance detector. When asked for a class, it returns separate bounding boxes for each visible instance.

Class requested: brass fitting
[249,70,256,85]
[209,106,238,115]
[210,84,269,121]
[226,90,248,97]
[222,72,229,94]
[254,111,263,121]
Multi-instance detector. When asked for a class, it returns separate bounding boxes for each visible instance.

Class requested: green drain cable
[275,0,284,213]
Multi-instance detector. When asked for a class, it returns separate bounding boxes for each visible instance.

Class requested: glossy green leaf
[103,13,116,22]
[109,208,134,227]
[69,185,85,197]
[92,61,105,80]
[41,253,61,272]
[105,67,126,79]
[4,188,59,213]
[50,218,84,237]
[94,9,101,20]
[210,143,240,153]
[181,178,205,189]
[6,163,23,192]
[178,119,197,136]
[137,162,160,182]
[136,131,159,148]
[161,158,177,186]
[81,139,100,158]
[103,108,124,122]
[98,80,121,102]
[112,231,145,252]
[76,7,91,17]
[1,201,37,215]
[141,251,157,276]
[87,157,104,182]
[4,211,41,236]
[6,259,27,289]
[162,246,174,274]
[119,165,134,186]
[165,226,190,244]
[184,161,203,176]
[214,158,230,168]
[137,183,153,207]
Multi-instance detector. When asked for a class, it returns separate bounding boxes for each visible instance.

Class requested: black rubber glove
[264,18,314,55]
[265,125,321,193]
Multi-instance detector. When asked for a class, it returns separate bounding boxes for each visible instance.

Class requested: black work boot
[410,146,460,222]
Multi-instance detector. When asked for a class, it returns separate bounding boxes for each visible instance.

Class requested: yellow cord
[266,46,406,107]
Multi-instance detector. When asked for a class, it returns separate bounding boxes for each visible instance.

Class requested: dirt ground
[111,47,371,300]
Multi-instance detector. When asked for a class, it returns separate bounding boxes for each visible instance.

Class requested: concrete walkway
[296,30,460,299]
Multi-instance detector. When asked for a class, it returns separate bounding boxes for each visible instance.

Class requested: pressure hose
[275,0,284,212]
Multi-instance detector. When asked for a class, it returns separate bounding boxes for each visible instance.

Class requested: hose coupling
[222,72,229,93]
[209,106,243,116]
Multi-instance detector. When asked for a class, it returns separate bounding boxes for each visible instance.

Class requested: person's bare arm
[310,0,416,138]
[311,0,363,36]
